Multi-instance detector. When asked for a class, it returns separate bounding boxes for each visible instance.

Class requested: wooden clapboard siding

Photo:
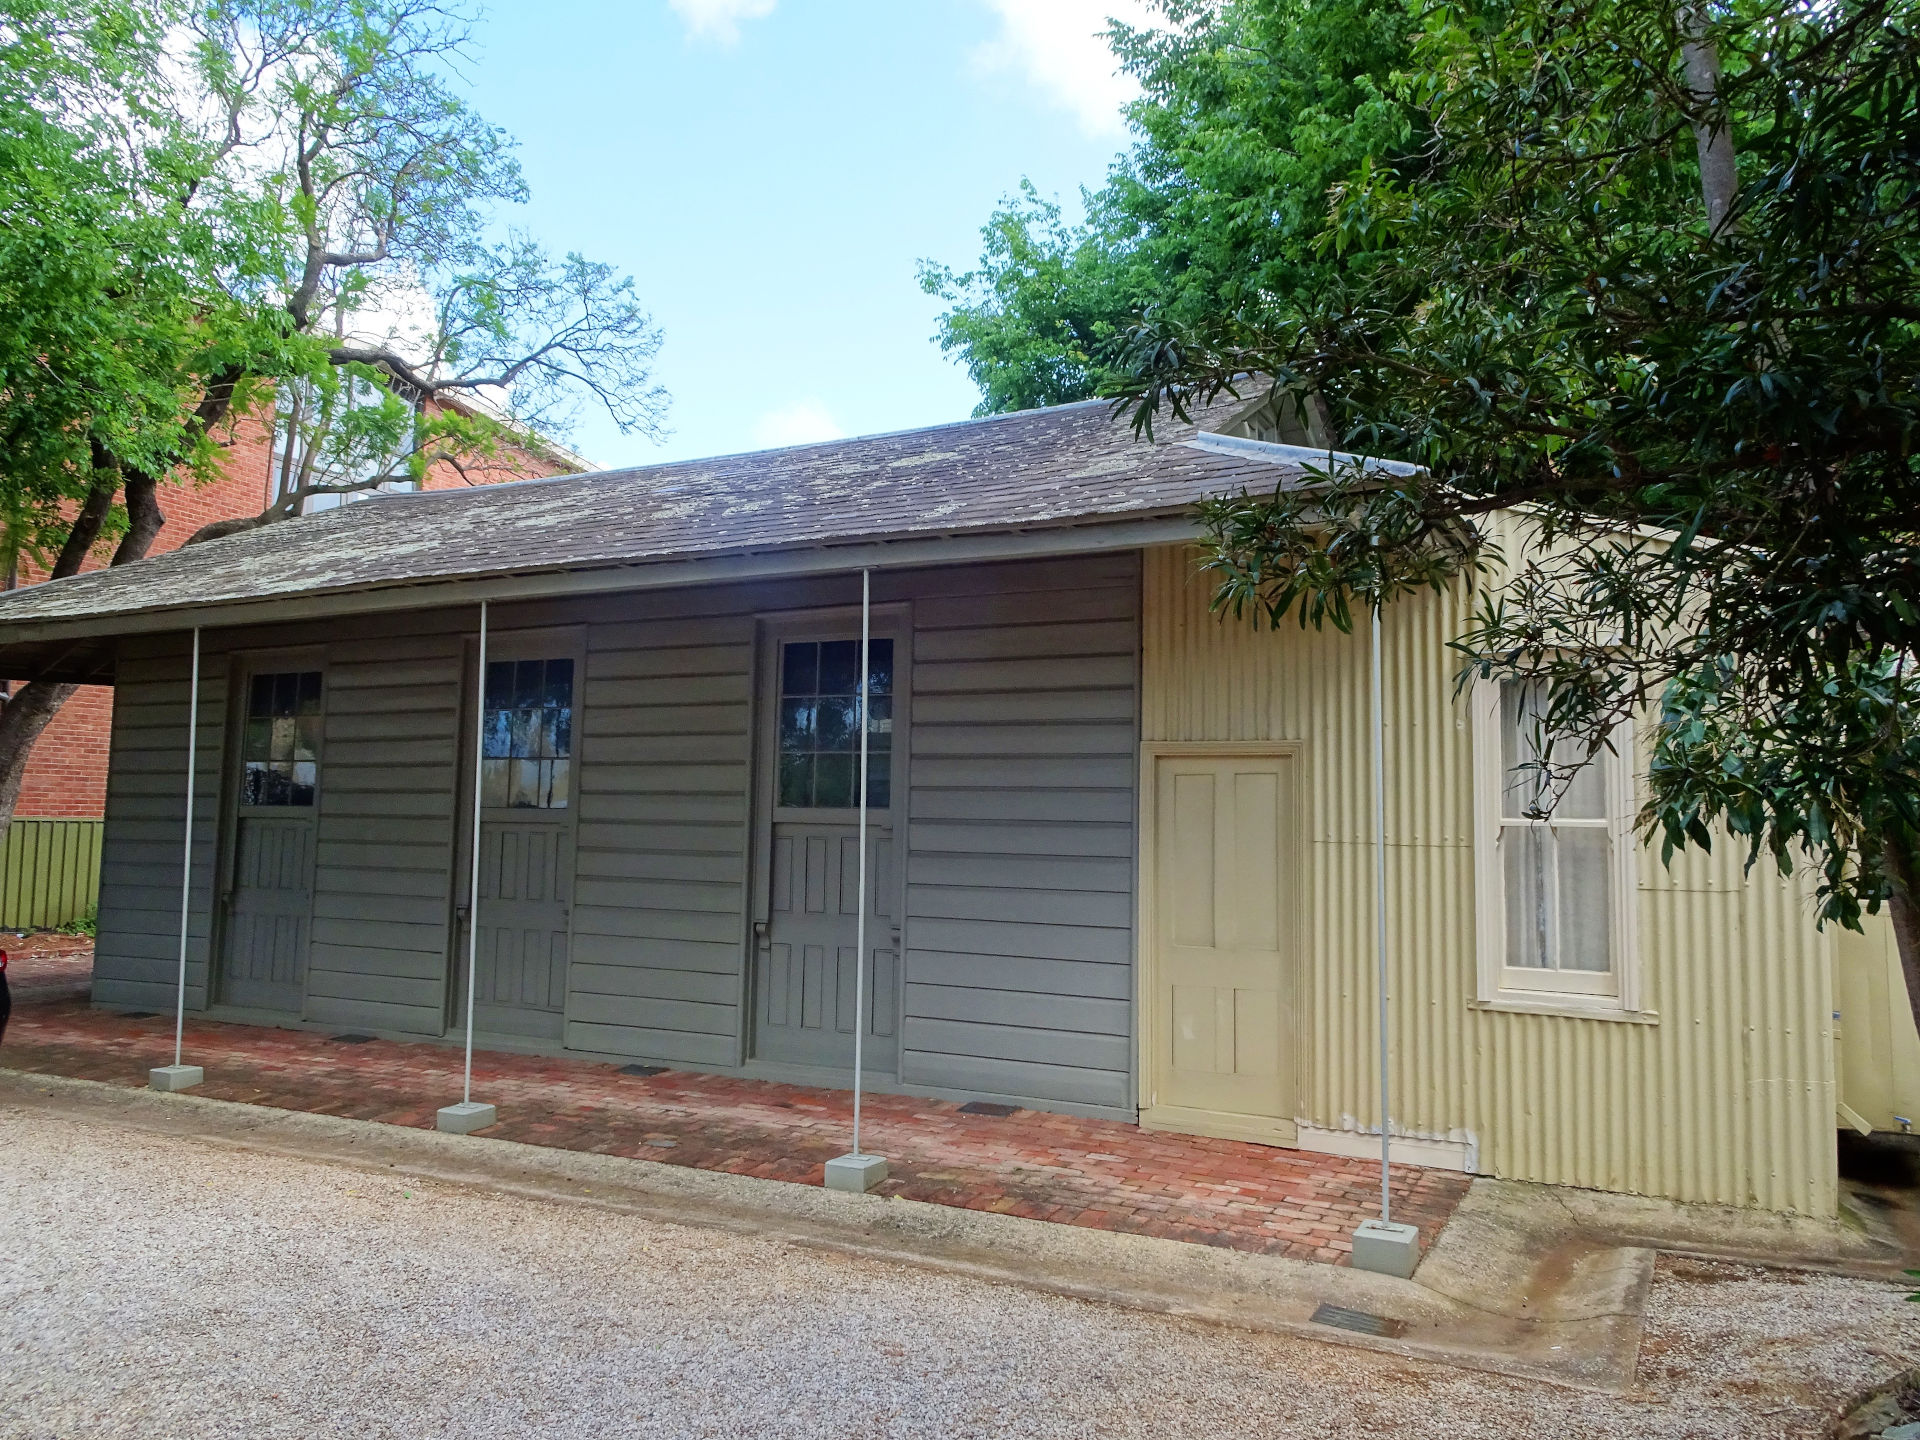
[305,633,462,1033]
[566,612,755,1065]
[901,552,1141,1114]
[93,637,227,1012]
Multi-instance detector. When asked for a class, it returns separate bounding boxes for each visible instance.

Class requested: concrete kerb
[0,1067,1642,1392]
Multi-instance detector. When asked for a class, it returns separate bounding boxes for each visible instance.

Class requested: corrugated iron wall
[1142,544,1837,1215]
[0,818,104,930]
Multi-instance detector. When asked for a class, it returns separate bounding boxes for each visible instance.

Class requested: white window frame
[1471,679,1644,1018]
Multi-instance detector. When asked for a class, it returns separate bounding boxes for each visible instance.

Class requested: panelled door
[753,633,899,1072]
[467,649,579,1042]
[1143,751,1298,1145]
[220,668,324,1014]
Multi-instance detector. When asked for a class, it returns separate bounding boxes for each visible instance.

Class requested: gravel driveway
[3,1106,1916,1440]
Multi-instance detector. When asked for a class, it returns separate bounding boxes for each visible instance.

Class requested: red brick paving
[0,951,1469,1266]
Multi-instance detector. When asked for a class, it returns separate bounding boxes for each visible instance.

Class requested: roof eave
[0,509,1207,662]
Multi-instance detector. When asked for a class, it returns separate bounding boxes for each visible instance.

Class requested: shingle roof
[0,394,1300,634]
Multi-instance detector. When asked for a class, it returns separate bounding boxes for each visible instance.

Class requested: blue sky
[463,2,1148,469]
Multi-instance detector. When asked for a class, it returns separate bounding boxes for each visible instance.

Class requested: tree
[919,0,1417,415]
[0,0,669,833]
[1110,1,1920,1032]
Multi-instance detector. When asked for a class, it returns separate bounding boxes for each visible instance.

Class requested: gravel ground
[2,1107,1917,1440]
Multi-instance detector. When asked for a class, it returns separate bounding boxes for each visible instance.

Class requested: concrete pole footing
[1350,1218,1421,1278]
[148,1065,204,1093]
[436,1101,497,1134]
[824,1153,889,1193]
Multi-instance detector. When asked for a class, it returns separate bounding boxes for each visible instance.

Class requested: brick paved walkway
[0,951,1469,1266]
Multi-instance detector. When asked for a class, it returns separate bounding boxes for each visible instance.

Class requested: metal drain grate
[1310,1303,1407,1339]
[958,1101,1019,1117]
[329,1033,376,1045]
[620,1064,667,1077]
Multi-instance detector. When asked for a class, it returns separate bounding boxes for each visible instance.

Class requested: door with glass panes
[466,644,579,1042]
[752,629,900,1071]
[220,667,323,1014]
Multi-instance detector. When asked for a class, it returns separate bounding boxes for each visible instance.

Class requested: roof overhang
[0,509,1204,683]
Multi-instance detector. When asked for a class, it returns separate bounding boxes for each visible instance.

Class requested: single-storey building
[0,394,1900,1217]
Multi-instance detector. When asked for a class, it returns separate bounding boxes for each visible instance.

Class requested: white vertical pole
[1370,597,1391,1224]
[172,627,201,1070]
[464,601,488,1106]
[852,569,871,1158]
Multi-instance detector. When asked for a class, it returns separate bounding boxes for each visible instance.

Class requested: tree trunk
[1890,837,1920,1064]
[0,680,79,833]
[1679,7,1738,235]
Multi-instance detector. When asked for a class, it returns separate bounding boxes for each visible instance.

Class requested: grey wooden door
[221,669,322,1014]
[468,653,577,1042]
[754,636,898,1071]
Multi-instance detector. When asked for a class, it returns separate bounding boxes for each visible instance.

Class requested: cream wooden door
[1143,752,1297,1145]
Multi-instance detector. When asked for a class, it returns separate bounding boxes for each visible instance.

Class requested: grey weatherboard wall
[90,552,1142,1119]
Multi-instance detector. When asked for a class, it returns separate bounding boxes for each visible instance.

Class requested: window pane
[867,695,892,738]
[778,751,812,808]
[1502,826,1552,969]
[867,639,894,698]
[297,671,323,715]
[482,708,512,759]
[1555,753,1608,821]
[250,674,273,718]
[817,640,858,696]
[782,642,818,698]
[288,761,317,805]
[294,716,321,762]
[513,659,542,706]
[270,715,296,762]
[485,660,514,710]
[1500,681,1546,819]
[481,757,509,808]
[244,761,270,806]
[814,752,853,808]
[815,696,856,751]
[548,758,570,810]
[544,659,573,709]
[1556,826,1613,971]
[779,699,814,752]
[509,757,541,808]
[273,671,298,717]
[507,709,539,758]
[551,705,572,759]
[244,719,271,761]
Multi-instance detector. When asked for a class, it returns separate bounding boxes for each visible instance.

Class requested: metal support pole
[852,568,871,1158]
[1370,597,1391,1225]
[152,629,203,1091]
[824,570,888,1191]
[438,603,497,1132]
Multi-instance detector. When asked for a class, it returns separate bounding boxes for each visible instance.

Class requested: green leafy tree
[921,0,1417,414]
[1114,2,1920,1031]
[0,0,669,833]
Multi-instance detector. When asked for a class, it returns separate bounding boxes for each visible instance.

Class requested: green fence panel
[0,818,104,930]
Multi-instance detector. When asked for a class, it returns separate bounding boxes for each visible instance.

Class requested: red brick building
[11,403,581,820]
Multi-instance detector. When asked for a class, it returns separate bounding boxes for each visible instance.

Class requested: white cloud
[971,0,1156,138]
[668,0,777,44]
[750,399,845,449]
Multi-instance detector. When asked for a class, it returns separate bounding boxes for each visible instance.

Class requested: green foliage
[922,0,1418,414]
[0,0,241,564]
[57,905,95,938]
[1116,0,1920,935]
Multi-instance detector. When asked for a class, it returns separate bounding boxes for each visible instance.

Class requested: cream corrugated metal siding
[1142,542,1837,1215]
